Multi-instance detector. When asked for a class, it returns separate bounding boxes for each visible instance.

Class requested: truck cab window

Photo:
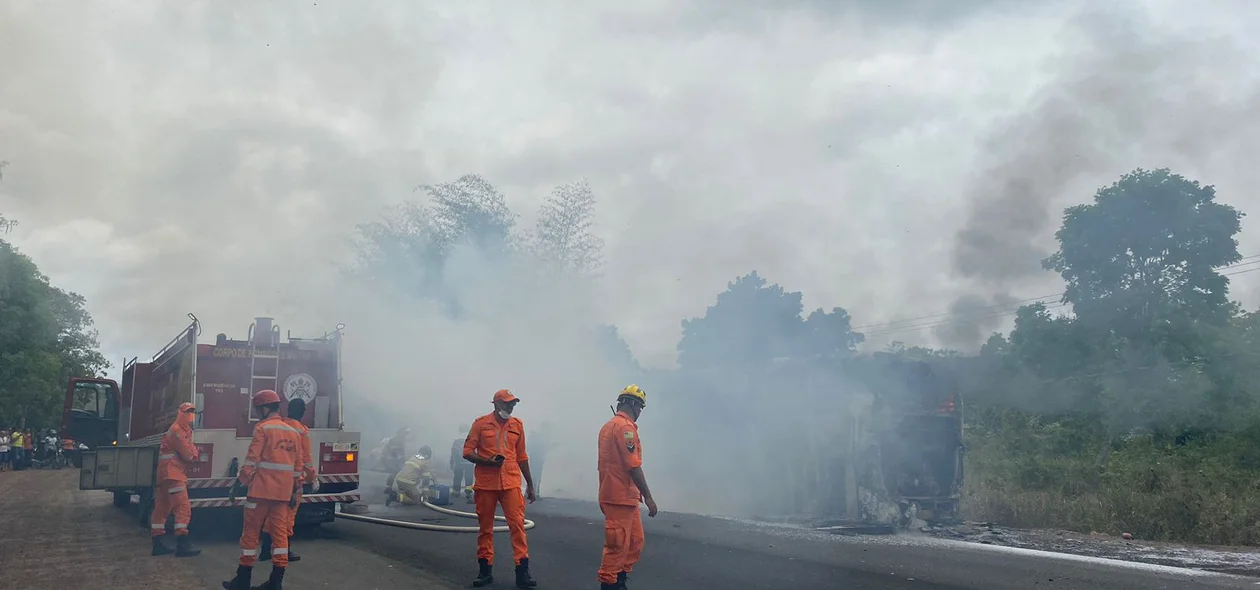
[71,382,119,420]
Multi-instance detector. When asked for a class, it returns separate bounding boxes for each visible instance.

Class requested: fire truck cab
[62,314,361,528]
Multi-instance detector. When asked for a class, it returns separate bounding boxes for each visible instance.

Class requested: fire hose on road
[337,499,537,533]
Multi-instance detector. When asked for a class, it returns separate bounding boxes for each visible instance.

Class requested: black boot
[286,545,302,562]
[515,557,537,589]
[250,566,285,590]
[175,535,201,557]
[151,535,173,556]
[259,534,272,561]
[222,565,252,590]
[618,571,628,588]
[471,558,493,587]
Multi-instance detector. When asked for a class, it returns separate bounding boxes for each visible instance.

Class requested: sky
[5,0,1260,368]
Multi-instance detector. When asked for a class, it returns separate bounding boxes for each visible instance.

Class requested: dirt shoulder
[0,469,203,590]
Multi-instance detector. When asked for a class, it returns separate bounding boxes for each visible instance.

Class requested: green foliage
[660,167,1260,544]
[351,174,633,366]
[0,239,108,428]
[676,271,864,370]
[1044,168,1244,337]
[531,180,604,277]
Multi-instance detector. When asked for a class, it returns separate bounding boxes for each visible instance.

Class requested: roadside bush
[963,409,1260,545]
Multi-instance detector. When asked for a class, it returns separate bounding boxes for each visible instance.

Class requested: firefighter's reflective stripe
[168,486,185,493]
[151,524,165,530]
[159,454,176,460]
[273,548,289,555]
[260,423,299,434]
[242,461,256,467]
[257,462,295,472]
[174,523,188,530]
[242,549,258,557]
[244,502,258,509]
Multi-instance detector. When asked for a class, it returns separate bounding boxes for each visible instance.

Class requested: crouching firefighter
[151,402,202,557]
[260,397,318,563]
[386,445,435,506]
[222,390,305,590]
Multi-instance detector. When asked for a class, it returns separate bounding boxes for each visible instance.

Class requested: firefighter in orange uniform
[597,385,657,589]
[463,389,538,588]
[222,390,304,590]
[259,397,317,563]
[151,401,202,557]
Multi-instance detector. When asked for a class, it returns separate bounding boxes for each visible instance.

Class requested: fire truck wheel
[113,491,131,509]
[137,489,154,529]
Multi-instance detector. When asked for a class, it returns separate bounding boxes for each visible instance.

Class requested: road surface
[186,478,1255,590]
[5,469,1258,589]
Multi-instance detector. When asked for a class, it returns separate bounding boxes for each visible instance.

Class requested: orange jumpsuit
[597,410,645,585]
[463,413,530,566]
[153,406,199,537]
[283,417,316,536]
[237,414,304,568]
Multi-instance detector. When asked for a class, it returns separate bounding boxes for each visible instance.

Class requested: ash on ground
[920,521,1260,576]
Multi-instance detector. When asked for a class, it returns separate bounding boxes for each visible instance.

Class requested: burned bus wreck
[657,353,963,529]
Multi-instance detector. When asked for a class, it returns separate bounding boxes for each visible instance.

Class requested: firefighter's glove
[311,479,320,493]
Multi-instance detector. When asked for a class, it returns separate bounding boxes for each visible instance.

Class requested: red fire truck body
[64,315,361,527]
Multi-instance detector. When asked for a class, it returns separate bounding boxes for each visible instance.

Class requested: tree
[676,271,864,369]
[531,180,604,276]
[0,240,108,427]
[353,175,518,314]
[800,307,865,358]
[593,324,641,376]
[423,174,517,259]
[677,272,804,369]
[1044,168,1244,338]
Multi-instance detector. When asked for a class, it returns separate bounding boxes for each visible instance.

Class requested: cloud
[3,0,1260,365]
[943,3,1260,349]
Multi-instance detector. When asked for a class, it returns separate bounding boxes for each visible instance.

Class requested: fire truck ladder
[248,320,281,422]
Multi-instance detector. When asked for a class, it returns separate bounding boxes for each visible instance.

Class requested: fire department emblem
[283,373,317,402]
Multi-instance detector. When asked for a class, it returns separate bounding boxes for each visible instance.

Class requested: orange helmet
[492,389,519,404]
[252,390,282,407]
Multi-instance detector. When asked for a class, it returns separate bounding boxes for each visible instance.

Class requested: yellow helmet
[618,384,647,407]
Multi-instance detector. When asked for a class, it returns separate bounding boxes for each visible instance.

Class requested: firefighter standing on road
[151,402,202,557]
[260,397,317,564]
[222,390,304,590]
[463,389,538,588]
[597,385,657,590]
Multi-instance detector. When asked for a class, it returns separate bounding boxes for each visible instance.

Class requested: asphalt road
[176,476,1258,589]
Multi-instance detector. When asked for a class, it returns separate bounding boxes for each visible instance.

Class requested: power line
[856,254,1260,338]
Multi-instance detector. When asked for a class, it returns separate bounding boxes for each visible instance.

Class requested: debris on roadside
[917,520,1260,576]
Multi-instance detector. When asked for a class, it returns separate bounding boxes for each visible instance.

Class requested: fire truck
[61,314,361,528]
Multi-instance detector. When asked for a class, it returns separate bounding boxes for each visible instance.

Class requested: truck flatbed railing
[151,314,199,364]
